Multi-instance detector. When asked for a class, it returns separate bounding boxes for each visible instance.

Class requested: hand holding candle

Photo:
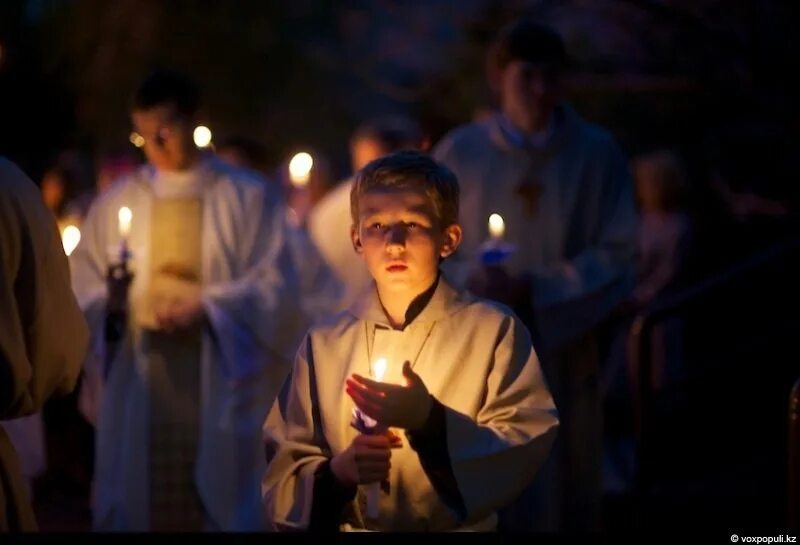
[347,361,432,431]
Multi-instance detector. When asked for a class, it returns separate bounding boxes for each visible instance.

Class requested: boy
[262,150,558,531]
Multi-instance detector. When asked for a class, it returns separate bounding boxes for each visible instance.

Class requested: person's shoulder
[436,120,493,153]
[457,293,519,328]
[308,309,360,339]
[210,158,283,206]
[0,157,37,202]
[90,167,145,211]
[564,104,622,153]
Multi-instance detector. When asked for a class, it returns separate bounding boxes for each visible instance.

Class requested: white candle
[118,207,132,239]
[61,225,81,257]
[288,152,313,187]
[365,356,388,519]
[488,213,505,240]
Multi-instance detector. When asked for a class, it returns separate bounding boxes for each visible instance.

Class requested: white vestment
[262,276,558,531]
[70,158,308,531]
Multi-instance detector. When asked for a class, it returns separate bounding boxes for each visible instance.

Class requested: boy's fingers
[350,374,390,392]
[346,383,384,405]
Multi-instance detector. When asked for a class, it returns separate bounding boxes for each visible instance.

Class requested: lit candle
[193,125,213,148]
[372,357,387,382]
[288,152,313,187]
[61,225,81,257]
[118,207,132,238]
[118,206,132,263]
[365,356,388,519]
[488,213,505,240]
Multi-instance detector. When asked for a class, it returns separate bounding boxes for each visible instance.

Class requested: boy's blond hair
[350,150,459,228]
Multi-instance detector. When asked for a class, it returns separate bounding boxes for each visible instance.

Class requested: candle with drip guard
[365,356,388,519]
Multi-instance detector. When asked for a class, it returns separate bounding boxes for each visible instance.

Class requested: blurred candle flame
[488,213,505,239]
[62,225,81,256]
[288,152,313,187]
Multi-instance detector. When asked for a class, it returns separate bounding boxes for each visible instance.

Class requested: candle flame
[488,213,505,239]
[118,206,132,237]
[372,357,387,382]
[61,225,81,256]
[288,152,313,187]
[193,125,213,148]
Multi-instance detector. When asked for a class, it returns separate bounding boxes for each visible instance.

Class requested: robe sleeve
[441,314,559,522]
[529,141,637,348]
[262,335,334,530]
[67,193,113,424]
[0,158,88,419]
[202,185,307,381]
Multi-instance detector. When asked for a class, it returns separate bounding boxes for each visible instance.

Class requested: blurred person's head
[216,136,269,174]
[350,116,424,173]
[349,150,461,297]
[487,19,567,134]
[131,70,201,172]
[40,152,90,216]
[96,151,140,194]
[40,167,66,214]
[632,150,688,213]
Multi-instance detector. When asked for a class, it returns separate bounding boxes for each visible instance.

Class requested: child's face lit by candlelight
[352,187,461,297]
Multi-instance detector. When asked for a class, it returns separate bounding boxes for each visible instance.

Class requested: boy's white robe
[70,158,307,531]
[262,277,558,531]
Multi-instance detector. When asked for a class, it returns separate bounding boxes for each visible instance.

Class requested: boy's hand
[346,361,433,431]
[330,434,399,487]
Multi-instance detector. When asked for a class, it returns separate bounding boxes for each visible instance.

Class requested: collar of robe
[486,102,578,157]
[348,271,473,329]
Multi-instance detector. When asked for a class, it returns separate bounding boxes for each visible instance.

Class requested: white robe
[433,105,637,351]
[70,158,308,531]
[262,276,558,531]
[306,178,372,311]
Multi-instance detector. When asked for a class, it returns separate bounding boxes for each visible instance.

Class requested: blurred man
[433,20,636,531]
[70,70,307,531]
[1,157,88,531]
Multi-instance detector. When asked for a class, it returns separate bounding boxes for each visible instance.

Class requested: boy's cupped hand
[331,433,401,487]
[346,361,433,431]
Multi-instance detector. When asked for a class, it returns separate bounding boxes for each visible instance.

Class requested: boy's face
[499,60,561,133]
[351,187,461,296]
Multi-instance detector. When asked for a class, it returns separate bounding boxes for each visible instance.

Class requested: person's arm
[434,316,558,522]
[262,335,341,531]
[201,182,308,381]
[530,140,637,348]
[405,396,466,519]
[0,158,88,418]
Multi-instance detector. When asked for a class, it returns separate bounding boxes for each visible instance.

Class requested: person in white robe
[263,151,558,531]
[70,71,308,531]
[1,157,89,531]
[432,21,637,531]
[306,116,425,311]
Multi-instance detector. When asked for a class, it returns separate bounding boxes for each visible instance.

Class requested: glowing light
[488,213,505,239]
[288,152,313,187]
[193,125,213,148]
[61,225,81,256]
[118,207,132,238]
[129,132,145,148]
[372,357,387,382]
